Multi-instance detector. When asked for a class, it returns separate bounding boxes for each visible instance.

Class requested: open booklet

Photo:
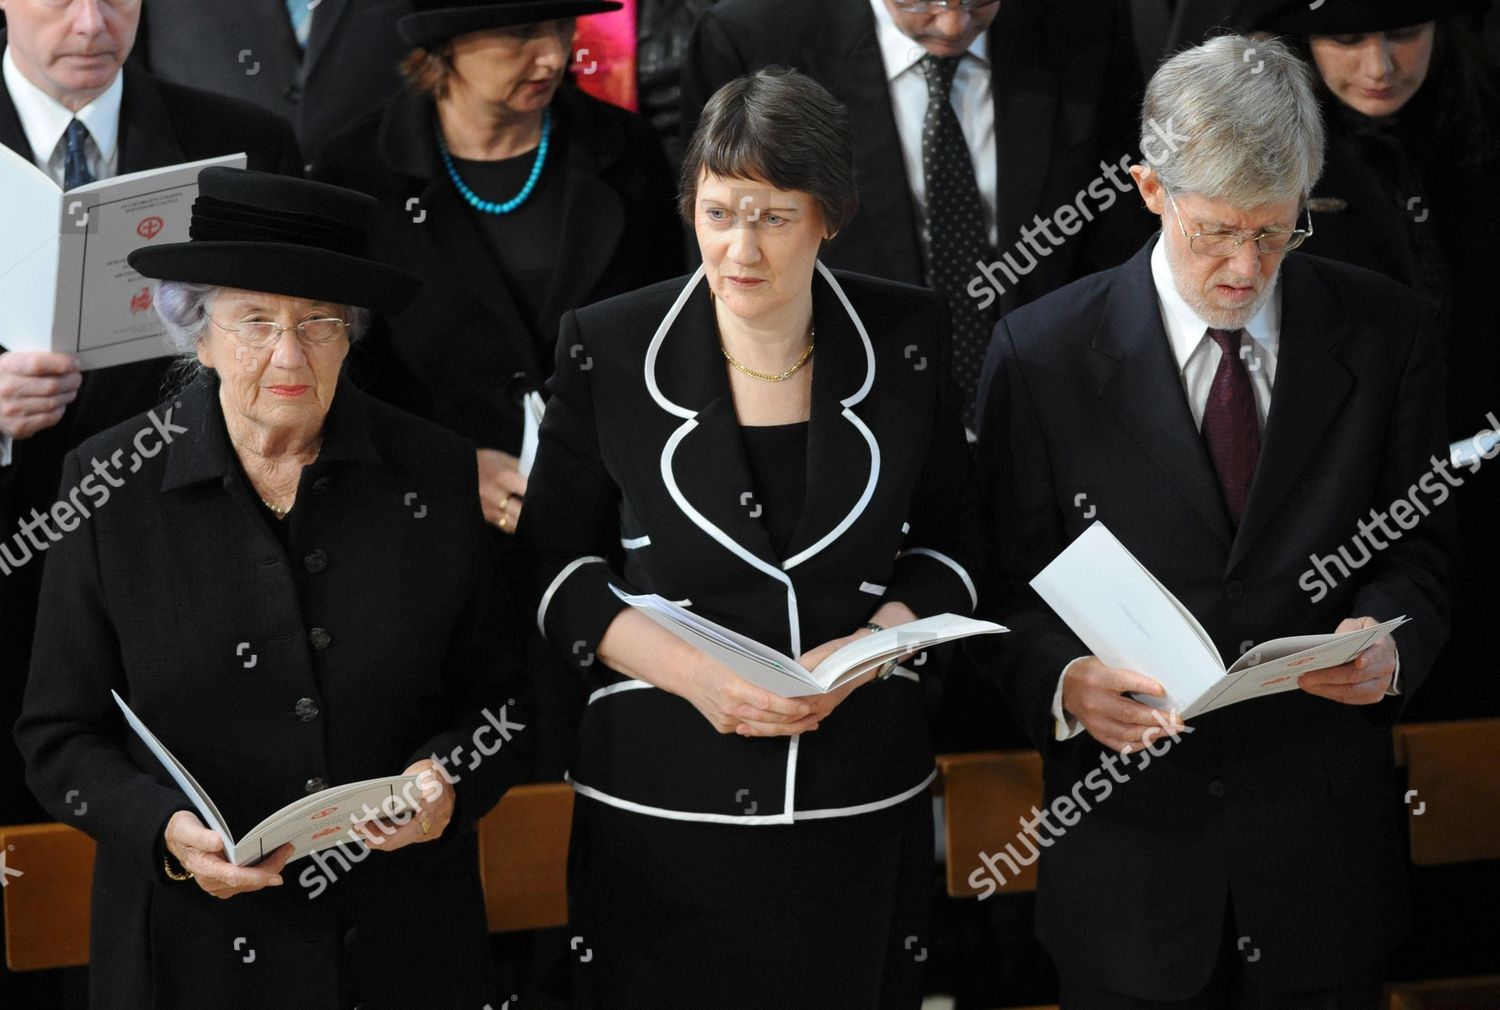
[0,149,244,370]
[518,390,546,476]
[1029,522,1408,720]
[612,587,1007,697]
[113,691,417,866]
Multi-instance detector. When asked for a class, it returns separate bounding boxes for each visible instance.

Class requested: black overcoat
[16,374,531,1010]
[0,31,303,827]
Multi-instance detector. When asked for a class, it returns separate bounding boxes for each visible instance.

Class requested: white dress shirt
[868,0,998,250]
[1048,238,1282,741]
[0,50,123,466]
[3,46,122,185]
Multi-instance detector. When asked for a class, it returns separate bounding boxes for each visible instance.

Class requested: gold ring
[419,815,432,835]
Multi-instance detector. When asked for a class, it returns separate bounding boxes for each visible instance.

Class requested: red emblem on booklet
[136,216,164,240]
[129,287,153,315]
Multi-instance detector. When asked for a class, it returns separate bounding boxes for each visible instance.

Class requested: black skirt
[567,790,934,1010]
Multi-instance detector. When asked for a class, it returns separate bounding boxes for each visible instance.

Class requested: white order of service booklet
[0,148,244,370]
[612,587,1007,697]
[1029,522,1407,719]
[113,691,417,866]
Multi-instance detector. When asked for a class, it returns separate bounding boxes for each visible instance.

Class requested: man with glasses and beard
[973,35,1453,1009]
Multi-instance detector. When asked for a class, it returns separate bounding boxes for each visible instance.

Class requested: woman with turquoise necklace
[314,0,684,781]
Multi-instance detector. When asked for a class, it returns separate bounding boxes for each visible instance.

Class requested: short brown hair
[400,46,454,99]
[679,67,858,233]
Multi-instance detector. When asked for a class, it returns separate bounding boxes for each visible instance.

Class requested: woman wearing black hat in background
[312,0,684,779]
[1242,0,1500,721]
[15,167,531,1010]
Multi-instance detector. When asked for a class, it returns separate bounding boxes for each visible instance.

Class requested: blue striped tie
[62,119,94,190]
[286,0,313,47]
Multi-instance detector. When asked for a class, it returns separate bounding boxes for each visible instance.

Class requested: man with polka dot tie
[682,0,1152,433]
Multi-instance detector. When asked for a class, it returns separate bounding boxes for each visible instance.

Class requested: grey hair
[1140,34,1325,205]
[151,280,372,367]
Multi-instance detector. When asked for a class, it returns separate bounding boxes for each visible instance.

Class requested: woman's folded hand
[352,760,455,852]
[164,810,292,899]
[683,656,820,737]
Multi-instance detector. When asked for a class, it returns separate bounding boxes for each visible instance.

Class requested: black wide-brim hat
[128,167,420,317]
[398,0,623,49]
[1244,0,1490,35]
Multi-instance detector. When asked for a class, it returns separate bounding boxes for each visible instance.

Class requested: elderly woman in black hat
[1242,0,1500,720]
[15,167,531,1010]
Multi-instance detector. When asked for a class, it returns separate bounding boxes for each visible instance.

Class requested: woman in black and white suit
[524,68,984,1009]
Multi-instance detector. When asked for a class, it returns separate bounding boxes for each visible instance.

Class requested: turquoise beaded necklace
[437,107,552,215]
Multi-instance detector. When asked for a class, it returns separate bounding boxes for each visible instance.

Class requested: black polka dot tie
[921,53,998,430]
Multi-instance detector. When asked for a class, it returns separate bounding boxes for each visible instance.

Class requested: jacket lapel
[302,0,351,73]
[536,88,626,340]
[0,37,38,165]
[1228,257,1354,570]
[117,62,187,174]
[990,1,1056,312]
[1093,242,1235,548]
[805,9,923,284]
[647,270,780,572]
[782,265,878,570]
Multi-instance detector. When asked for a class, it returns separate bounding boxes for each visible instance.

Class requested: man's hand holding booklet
[1031,522,1407,721]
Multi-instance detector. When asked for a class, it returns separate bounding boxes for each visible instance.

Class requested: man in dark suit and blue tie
[0,0,299,811]
[974,35,1454,1009]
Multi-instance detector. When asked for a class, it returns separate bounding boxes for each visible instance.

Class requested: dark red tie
[1201,328,1260,526]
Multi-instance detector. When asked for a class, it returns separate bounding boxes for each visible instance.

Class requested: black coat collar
[161,371,381,492]
[375,81,626,183]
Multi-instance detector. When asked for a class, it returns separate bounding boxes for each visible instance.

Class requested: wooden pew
[1,782,576,972]
[937,750,1044,899]
[475,781,573,932]
[1384,720,1500,1009]
[0,822,93,971]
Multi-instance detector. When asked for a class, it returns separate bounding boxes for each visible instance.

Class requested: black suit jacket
[15,375,529,1009]
[679,0,1150,312]
[135,0,412,164]
[525,267,985,820]
[0,37,300,823]
[972,239,1454,997]
[312,83,684,458]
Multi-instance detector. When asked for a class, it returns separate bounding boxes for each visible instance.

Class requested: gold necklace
[721,326,815,383]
